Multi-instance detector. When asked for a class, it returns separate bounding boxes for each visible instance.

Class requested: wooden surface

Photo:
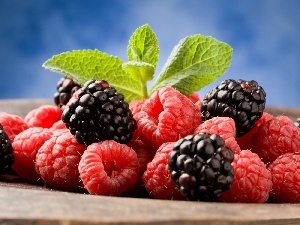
[1,179,300,225]
[0,99,299,225]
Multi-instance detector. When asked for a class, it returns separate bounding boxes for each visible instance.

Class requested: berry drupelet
[201,79,266,136]
[295,118,300,128]
[0,124,14,174]
[168,132,234,201]
[54,76,81,110]
[62,80,137,146]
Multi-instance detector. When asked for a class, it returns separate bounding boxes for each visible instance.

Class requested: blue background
[1,0,299,107]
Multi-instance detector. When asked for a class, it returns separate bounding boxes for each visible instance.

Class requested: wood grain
[0,99,299,225]
[265,107,299,121]
[0,182,300,225]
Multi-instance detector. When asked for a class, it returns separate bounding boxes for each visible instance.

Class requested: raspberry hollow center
[103,160,119,177]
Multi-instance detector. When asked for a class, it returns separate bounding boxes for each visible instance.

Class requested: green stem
[141,82,149,99]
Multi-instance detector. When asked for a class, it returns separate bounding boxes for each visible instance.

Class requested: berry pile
[0,77,299,204]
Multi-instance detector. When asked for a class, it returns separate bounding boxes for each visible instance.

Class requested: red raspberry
[187,92,201,104]
[129,99,146,116]
[252,116,300,164]
[125,139,155,195]
[195,117,235,139]
[35,129,86,191]
[268,153,300,203]
[129,99,147,142]
[194,98,202,111]
[221,136,240,154]
[194,117,241,154]
[187,92,203,111]
[12,127,52,182]
[50,120,66,131]
[0,112,28,141]
[135,86,201,149]
[142,142,185,200]
[24,105,62,128]
[236,112,273,150]
[78,140,139,196]
[219,150,272,203]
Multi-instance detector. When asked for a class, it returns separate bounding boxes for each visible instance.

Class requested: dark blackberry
[62,80,137,145]
[168,132,234,201]
[201,79,266,136]
[54,76,81,110]
[295,118,300,128]
[0,124,14,174]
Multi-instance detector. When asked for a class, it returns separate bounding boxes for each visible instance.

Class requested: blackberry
[62,80,137,145]
[168,132,234,201]
[201,79,266,136]
[295,118,300,128]
[54,76,81,110]
[0,124,14,174]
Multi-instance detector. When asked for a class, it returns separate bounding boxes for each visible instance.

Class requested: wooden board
[1,180,300,225]
[0,99,300,225]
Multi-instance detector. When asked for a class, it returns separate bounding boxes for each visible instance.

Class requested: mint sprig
[122,61,154,98]
[150,35,232,95]
[42,24,233,102]
[127,24,159,67]
[42,49,145,102]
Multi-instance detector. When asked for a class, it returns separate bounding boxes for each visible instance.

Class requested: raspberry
[62,80,137,145]
[201,79,266,136]
[194,98,203,111]
[50,120,67,131]
[219,150,272,203]
[0,124,14,174]
[125,139,155,195]
[78,140,139,196]
[54,76,81,110]
[24,105,62,128]
[194,117,241,154]
[12,127,53,182]
[129,99,146,116]
[135,86,201,149]
[252,116,300,164]
[142,142,185,200]
[187,92,201,104]
[268,153,300,203]
[168,133,234,201]
[35,129,86,191]
[195,117,236,139]
[129,99,146,142]
[0,112,28,141]
[236,112,273,150]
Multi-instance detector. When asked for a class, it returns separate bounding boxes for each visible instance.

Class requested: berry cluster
[168,133,234,201]
[0,77,299,204]
[62,80,137,145]
[54,76,81,110]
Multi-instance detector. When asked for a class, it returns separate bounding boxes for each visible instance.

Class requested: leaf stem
[142,82,149,99]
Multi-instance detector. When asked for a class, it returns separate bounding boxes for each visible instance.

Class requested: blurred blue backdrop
[0,0,299,107]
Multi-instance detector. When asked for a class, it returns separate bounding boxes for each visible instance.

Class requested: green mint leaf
[123,61,155,83]
[123,61,155,98]
[42,49,145,102]
[127,24,159,67]
[150,35,233,95]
